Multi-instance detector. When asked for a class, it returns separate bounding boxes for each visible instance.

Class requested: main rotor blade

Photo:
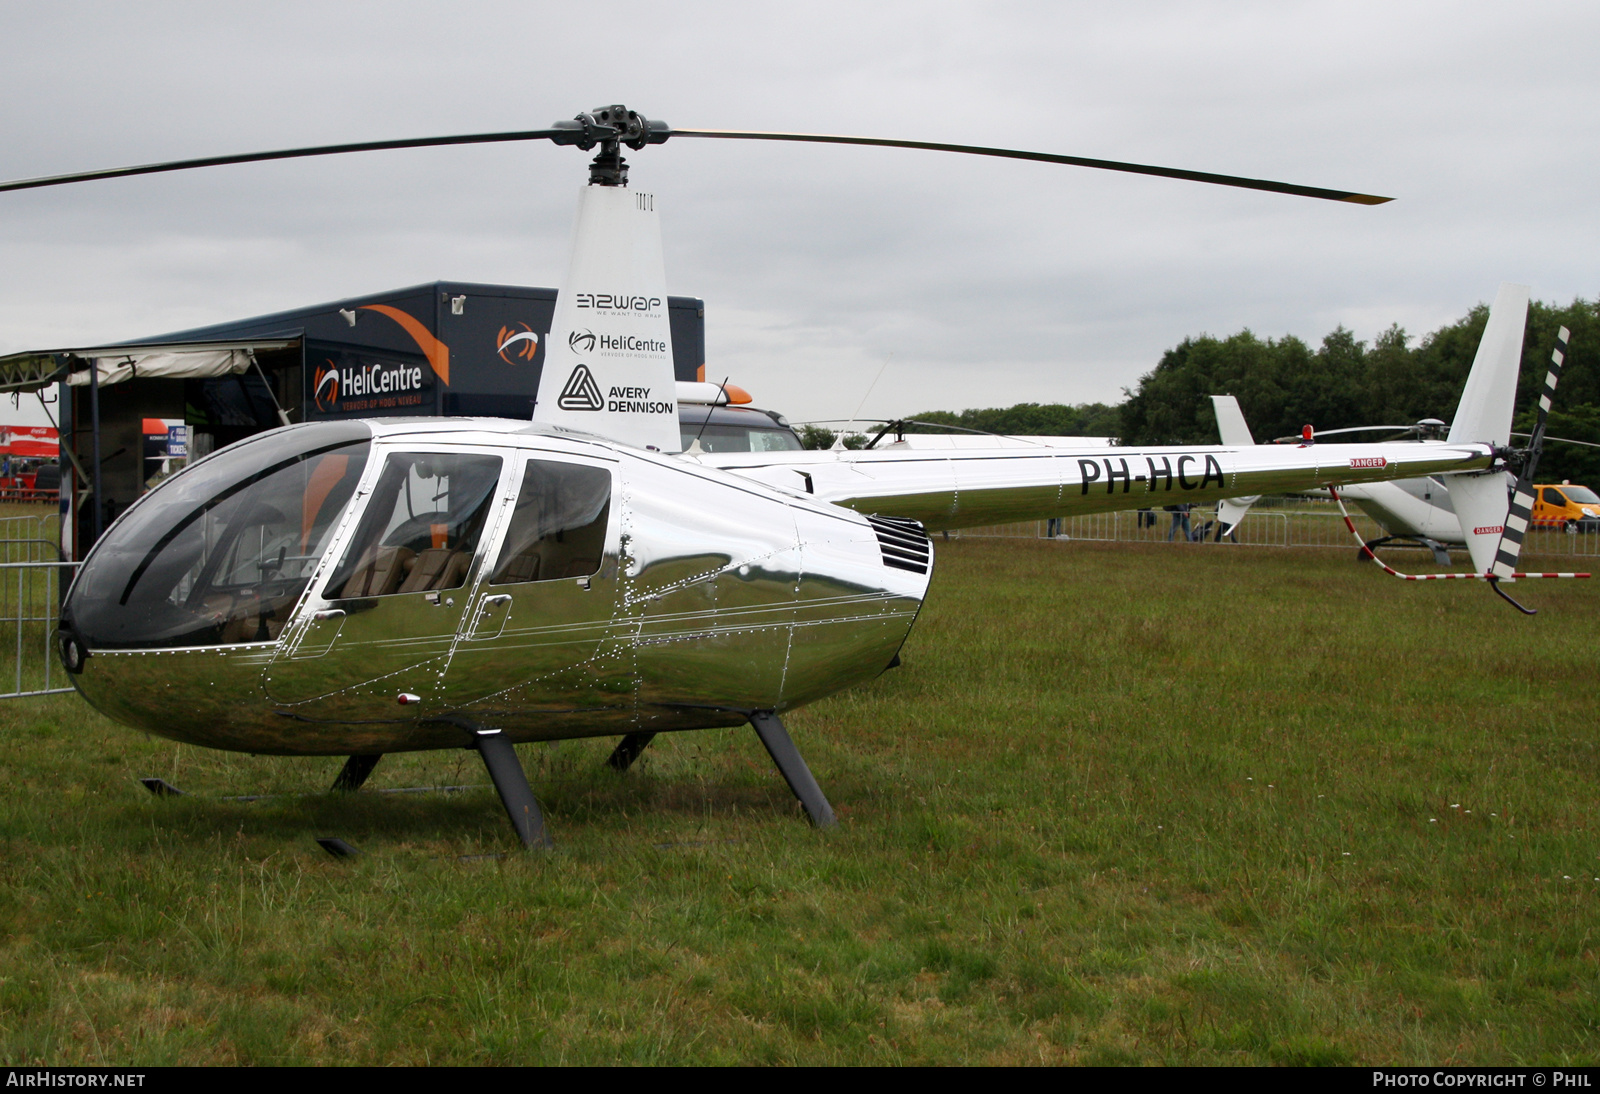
[0,118,1393,205]
[669,128,1392,204]
[0,129,565,193]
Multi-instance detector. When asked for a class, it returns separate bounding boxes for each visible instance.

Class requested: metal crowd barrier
[0,513,59,545]
[0,557,78,699]
[955,504,1600,559]
[0,489,60,505]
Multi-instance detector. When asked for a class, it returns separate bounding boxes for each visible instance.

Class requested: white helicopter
[2,105,1543,848]
[1208,283,1581,572]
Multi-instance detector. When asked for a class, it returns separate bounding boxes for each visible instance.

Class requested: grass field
[3,538,1599,1065]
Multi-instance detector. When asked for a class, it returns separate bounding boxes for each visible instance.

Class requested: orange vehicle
[1530,483,1600,532]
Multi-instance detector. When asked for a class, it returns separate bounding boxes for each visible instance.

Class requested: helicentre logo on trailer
[558,365,605,411]
[569,329,597,353]
[313,364,339,411]
[496,324,539,365]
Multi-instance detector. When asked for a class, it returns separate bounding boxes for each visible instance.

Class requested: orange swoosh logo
[359,304,450,385]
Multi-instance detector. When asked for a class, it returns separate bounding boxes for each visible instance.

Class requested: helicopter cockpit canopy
[65,421,372,649]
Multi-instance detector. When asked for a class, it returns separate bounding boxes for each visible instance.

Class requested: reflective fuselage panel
[63,420,927,756]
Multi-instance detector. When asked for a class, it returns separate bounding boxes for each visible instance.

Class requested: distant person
[1165,503,1192,542]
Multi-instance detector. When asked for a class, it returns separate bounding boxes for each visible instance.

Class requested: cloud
[1,0,1596,422]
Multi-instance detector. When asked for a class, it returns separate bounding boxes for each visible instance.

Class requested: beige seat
[398,548,472,594]
[339,546,415,598]
[216,595,261,644]
[494,551,541,585]
[559,557,599,579]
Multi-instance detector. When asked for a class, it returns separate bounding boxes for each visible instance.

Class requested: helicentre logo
[568,329,596,353]
[599,334,667,354]
[313,363,339,411]
[558,364,605,411]
[496,324,539,365]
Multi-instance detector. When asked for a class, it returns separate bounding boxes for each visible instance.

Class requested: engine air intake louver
[867,515,931,574]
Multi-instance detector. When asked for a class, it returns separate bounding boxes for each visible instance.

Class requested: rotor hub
[549,104,672,186]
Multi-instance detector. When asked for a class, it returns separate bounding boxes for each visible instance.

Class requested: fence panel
[0,560,78,699]
[0,513,58,547]
[947,502,1600,561]
[1519,523,1600,558]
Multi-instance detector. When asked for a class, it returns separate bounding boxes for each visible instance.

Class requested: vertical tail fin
[1210,395,1260,536]
[1448,283,1530,446]
[1210,394,1256,446]
[1443,283,1529,575]
[533,185,681,452]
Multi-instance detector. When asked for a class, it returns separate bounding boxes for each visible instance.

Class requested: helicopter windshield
[65,422,372,649]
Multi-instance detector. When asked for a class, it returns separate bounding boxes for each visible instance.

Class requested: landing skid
[331,753,382,792]
[607,732,657,771]
[606,714,837,828]
[749,711,836,828]
[1361,534,1455,567]
[139,713,835,849]
[471,728,552,850]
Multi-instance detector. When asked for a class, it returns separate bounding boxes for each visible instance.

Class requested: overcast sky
[1,1,1595,429]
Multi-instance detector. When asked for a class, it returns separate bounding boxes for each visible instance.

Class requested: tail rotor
[1490,327,1570,597]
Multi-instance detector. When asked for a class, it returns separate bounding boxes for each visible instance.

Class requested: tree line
[825,297,1600,484]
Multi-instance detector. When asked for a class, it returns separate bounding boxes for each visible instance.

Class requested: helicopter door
[433,455,622,723]
[262,449,508,718]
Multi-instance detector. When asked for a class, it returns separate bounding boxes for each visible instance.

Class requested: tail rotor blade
[1493,326,1571,580]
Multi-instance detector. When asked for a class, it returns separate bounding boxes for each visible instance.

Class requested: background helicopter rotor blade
[1510,432,1600,451]
[667,128,1393,204]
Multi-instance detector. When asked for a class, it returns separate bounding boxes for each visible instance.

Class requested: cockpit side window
[323,452,503,600]
[490,460,611,585]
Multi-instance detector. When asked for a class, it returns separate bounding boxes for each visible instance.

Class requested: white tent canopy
[65,348,254,387]
[0,338,299,393]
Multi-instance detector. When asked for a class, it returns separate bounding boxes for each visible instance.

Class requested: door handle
[286,608,346,659]
[467,594,513,640]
